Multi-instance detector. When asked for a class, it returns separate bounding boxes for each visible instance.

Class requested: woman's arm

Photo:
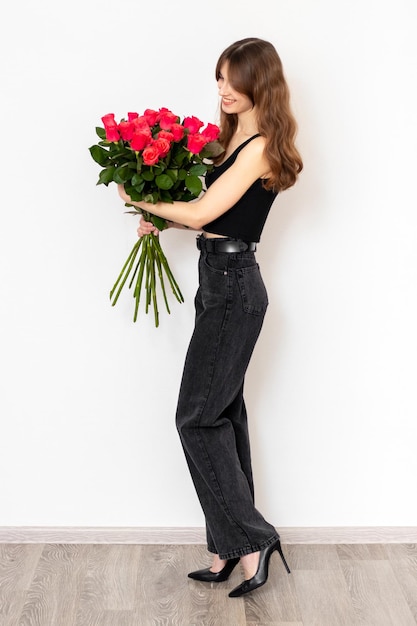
[118,137,269,230]
[137,216,196,238]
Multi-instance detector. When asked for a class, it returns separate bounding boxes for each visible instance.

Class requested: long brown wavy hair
[214,38,303,192]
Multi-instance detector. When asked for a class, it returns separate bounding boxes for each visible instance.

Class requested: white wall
[1,0,416,528]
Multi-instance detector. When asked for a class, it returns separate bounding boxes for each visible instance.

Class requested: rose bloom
[127,112,139,121]
[131,130,152,151]
[132,116,151,132]
[101,113,117,127]
[170,123,185,142]
[118,120,135,141]
[201,123,220,142]
[158,108,179,130]
[187,133,208,154]
[183,115,204,134]
[153,137,171,158]
[143,108,159,126]
[157,130,174,142]
[101,113,120,142]
[142,144,160,165]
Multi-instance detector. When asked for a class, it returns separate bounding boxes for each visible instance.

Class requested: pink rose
[143,109,159,126]
[183,116,204,134]
[157,130,174,142]
[118,120,135,141]
[201,123,220,143]
[130,130,152,151]
[132,116,151,132]
[187,133,208,154]
[101,113,117,127]
[153,137,171,158]
[158,108,179,130]
[142,144,160,165]
[170,123,185,142]
[127,112,139,121]
[101,113,120,142]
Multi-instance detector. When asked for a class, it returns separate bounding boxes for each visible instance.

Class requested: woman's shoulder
[234,135,268,169]
[243,134,266,153]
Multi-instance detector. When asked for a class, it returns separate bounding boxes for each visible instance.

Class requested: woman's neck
[236,107,259,137]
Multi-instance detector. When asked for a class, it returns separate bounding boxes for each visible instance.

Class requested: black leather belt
[197,235,257,253]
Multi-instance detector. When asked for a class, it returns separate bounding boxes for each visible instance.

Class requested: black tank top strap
[234,133,261,154]
[217,134,261,169]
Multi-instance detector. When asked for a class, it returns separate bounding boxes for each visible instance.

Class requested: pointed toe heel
[229,539,290,598]
[188,557,240,583]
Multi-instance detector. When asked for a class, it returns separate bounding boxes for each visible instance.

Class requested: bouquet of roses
[89,108,220,327]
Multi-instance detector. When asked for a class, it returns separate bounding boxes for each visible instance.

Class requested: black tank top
[202,135,278,242]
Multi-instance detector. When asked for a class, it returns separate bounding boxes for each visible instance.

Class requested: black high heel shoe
[188,557,240,583]
[228,539,290,598]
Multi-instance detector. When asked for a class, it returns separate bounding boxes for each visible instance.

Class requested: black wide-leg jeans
[175,237,279,560]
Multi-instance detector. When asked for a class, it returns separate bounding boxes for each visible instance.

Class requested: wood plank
[286,544,341,571]
[19,544,89,626]
[336,543,387,561]
[134,544,246,625]
[243,563,301,623]
[341,558,416,625]
[293,569,357,625]
[0,543,43,626]
[384,543,417,622]
[75,544,141,625]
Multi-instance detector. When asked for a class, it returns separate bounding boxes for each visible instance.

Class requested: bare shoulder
[234,135,269,175]
[237,135,267,161]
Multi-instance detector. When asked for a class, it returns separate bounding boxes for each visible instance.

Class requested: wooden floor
[0,543,416,625]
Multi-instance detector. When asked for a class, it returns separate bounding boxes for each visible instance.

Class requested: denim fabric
[175,237,279,560]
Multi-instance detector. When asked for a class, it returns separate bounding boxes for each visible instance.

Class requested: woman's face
[217,62,253,116]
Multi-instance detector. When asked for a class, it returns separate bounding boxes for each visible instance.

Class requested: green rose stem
[109,227,184,327]
[154,246,170,315]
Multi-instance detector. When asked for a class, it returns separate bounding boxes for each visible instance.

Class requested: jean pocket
[237,265,268,316]
[202,252,229,275]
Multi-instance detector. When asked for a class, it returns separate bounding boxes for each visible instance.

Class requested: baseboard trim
[0,526,416,544]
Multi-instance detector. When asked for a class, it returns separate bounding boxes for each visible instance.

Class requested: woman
[118,37,303,597]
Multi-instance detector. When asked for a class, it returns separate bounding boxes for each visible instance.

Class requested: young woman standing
[118,37,303,597]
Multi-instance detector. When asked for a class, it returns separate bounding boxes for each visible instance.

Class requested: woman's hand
[137,215,160,238]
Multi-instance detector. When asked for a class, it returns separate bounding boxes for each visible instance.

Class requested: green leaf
[127,188,142,202]
[133,181,145,194]
[131,173,143,186]
[113,164,132,184]
[178,169,187,180]
[151,215,168,230]
[160,191,174,203]
[166,168,178,183]
[144,192,159,204]
[96,126,106,140]
[89,144,110,166]
[98,166,116,185]
[155,174,174,190]
[185,174,202,196]
[142,170,154,181]
[174,153,187,166]
[189,163,207,176]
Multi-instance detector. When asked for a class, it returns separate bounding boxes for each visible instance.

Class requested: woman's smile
[222,97,236,106]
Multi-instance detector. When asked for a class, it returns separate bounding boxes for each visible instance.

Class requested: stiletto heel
[275,539,291,574]
[228,539,290,598]
[188,557,240,582]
